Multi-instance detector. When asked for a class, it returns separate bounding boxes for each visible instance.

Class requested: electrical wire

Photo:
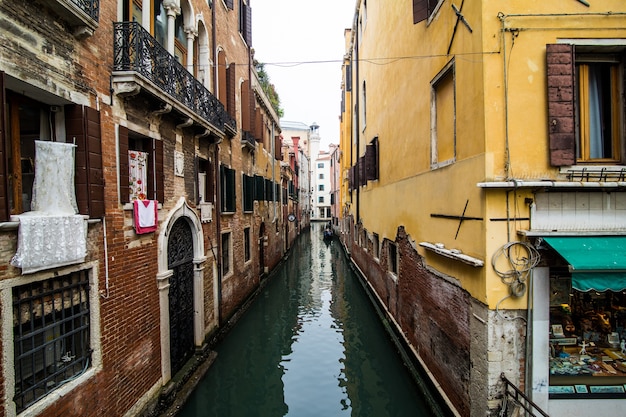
[492,241,541,320]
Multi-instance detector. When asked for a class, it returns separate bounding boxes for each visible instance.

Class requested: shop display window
[549,274,626,398]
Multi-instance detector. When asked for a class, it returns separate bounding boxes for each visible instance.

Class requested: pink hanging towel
[133,200,158,234]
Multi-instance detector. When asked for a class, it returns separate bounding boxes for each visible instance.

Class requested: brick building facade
[0,1,291,416]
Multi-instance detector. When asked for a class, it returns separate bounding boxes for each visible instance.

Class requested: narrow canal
[178,224,445,417]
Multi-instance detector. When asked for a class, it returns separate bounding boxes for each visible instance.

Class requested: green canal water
[178,224,441,417]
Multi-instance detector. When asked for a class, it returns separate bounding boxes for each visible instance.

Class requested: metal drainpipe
[272,123,277,223]
[354,15,360,224]
[214,143,222,326]
[211,2,222,326]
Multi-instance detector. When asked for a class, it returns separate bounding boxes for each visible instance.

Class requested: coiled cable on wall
[492,241,541,320]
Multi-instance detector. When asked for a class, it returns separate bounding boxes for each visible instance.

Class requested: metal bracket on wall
[448,0,473,55]
[430,199,483,239]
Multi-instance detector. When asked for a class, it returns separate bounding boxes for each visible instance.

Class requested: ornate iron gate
[168,218,195,376]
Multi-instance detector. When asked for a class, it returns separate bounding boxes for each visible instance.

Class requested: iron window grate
[13,270,91,412]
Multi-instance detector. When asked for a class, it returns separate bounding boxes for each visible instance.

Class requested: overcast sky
[252,0,356,148]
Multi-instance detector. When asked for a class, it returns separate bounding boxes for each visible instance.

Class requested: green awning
[543,236,626,292]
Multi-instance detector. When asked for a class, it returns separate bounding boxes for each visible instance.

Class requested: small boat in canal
[323,225,334,241]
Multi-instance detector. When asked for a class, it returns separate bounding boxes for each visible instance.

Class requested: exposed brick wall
[341,220,472,417]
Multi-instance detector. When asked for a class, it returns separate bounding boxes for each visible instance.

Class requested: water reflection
[178,224,433,417]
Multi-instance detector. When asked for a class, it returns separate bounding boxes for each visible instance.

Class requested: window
[196,157,214,204]
[1,84,104,220]
[254,175,265,201]
[387,240,398,275]
[413,0,442,24]
[576,56,620,162]
[264,178,273,201]
[318,184,324,191]
[119,127,164,204]
[319,173,324,179]
[318,196,324,203]
[317,163,324,168]
[242,174,254,212]
[239,0,252,46]
[154,0,167,46]
[361,81,367,130]
[13,271,91,413]
[365,136,379,181]
[221,232,231,275]
[220,165,236,213]
[372,233,380,259]
[431,60,455,169]
[244,227,251,262]
[547,43,624,166]
[174,13,187,65]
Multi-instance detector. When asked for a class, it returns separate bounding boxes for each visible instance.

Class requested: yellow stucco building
[339,1,626,416]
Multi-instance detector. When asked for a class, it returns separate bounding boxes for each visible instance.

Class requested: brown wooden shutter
[85,107,104,217]
[154,139,164,203]
[413,0,428,24]
[66,104,104,218]
[358,156,366,186]
[546,44,576,166]
[365,140,378,181]
[226,63,236,119]
[0,72,7,221]
[274,135,282,159]
[118,125,129,204]
[249,85,256,134]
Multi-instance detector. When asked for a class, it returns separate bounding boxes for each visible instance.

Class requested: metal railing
[565,167,626,182]
[71,0,99,21]
[112,22,236,133]
[499,373,549,417]
[241,130,256,148]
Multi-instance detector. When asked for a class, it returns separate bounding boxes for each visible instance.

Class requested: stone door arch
[157,198,206,383]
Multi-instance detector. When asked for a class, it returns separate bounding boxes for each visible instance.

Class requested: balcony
[241,130,256,150]
[112,22,236,137]
[44,0,99,38]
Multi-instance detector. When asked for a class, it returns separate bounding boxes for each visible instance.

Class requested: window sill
[419,241,484,267]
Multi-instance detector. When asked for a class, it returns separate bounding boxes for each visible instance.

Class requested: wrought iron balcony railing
[72,0,99,20]
[241,130,256,149]
[113,22,236,134]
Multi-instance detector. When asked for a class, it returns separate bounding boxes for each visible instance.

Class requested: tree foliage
[254,60,284,118]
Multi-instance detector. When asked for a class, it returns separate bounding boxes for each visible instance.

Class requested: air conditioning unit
[199,203,213,223]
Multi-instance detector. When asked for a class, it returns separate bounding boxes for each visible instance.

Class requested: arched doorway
[167,217,195,376]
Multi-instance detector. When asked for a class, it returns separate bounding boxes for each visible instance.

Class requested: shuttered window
[254,175,264,201]
[0,77,104,220]
[220,165,236,213]
[413,0,440,24]
[196,157,213,204]
[243,173,254,212]
[66,105,104,218]
[365,137,379,181]
[226,64,236,119]
[118,126,164,204]
[546,44,624,166]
